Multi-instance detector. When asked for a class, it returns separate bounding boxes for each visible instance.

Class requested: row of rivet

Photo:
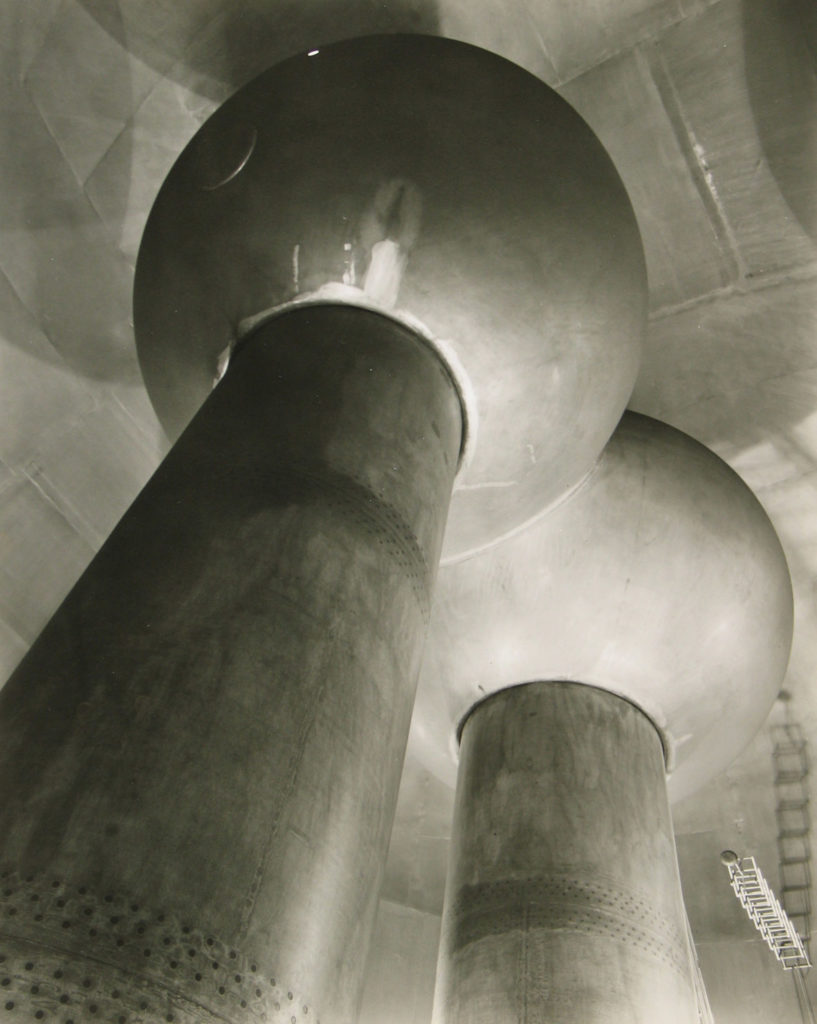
[265,465,431,620]
[450,875,689,976]
[0,872,318,1023]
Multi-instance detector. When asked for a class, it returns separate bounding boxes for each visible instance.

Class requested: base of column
[0,875,309,1024]
[433,682,699,1024]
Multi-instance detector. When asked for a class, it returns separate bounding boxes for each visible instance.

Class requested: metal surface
[0,872,305,1024]
[133,33,647,561]
[433,682,698,1023]
[0,305,462,1024]
[0,3,816,1021]
[412,411,794,802]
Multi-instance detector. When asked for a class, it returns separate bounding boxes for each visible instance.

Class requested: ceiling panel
[0,473,94,646]
[436,0,558,80]
[631,277,817,451]
[0,268,97,468]
[560,46,737,308]
[524,0,720,83]
[0,0,62,89]
[24,1,163,180]
[22,398,157,549]
[656,0,817,280]
[0,208,139,384]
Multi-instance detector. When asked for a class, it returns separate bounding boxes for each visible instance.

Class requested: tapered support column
[0,304,462,1024]
[433,682,698,1024]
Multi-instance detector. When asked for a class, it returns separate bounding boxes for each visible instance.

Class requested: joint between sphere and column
[232,296,478,480]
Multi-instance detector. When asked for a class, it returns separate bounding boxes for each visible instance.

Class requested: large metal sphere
[134,34,646,559]
[412,412,793,801]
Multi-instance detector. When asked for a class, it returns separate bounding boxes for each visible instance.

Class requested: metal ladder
[773,722,812,955]
[724,854,810,970]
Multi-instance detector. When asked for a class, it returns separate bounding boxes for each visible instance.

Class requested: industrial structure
[0,3,815,1023]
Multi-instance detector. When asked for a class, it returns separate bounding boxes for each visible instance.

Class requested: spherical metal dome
[133,34,647,559]
[412,412,794,801]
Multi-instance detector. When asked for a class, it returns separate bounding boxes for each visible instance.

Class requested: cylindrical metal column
[0,304,462,1024]
[433,681,698,1024]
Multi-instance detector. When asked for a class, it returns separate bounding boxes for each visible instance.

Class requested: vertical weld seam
[641,42,747,283]
[521,901,529,1023]
[235,670,328,943]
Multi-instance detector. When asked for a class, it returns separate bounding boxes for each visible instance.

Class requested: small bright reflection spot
[307,49,319,56]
